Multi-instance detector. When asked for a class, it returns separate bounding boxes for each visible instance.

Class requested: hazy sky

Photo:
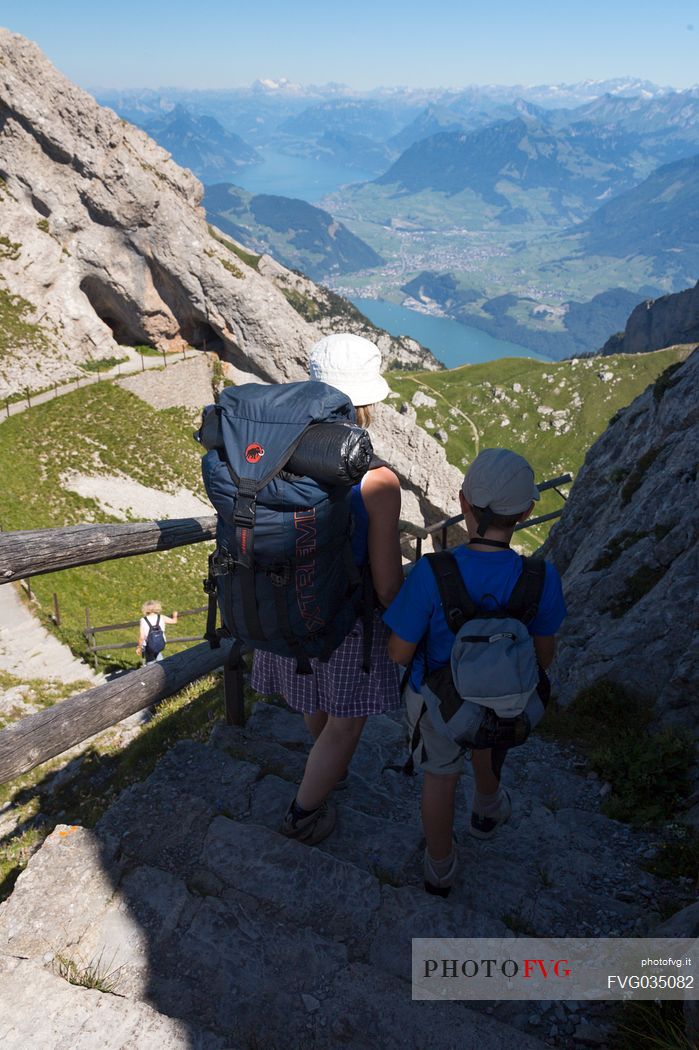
[2,0,698,91]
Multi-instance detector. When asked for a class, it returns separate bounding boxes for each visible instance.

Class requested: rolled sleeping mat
[285,422,374,485]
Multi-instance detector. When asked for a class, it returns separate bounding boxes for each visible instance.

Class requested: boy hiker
[385,448,567,896]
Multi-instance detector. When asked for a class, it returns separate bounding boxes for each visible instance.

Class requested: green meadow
[386,346,689,550]
[0,383,212,670]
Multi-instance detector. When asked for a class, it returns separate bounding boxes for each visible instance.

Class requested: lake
[352,299,545,368]
[230,152,545,367]
[233,149,374,203]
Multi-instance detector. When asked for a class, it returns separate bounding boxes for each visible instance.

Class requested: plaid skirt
[250,612,401,718]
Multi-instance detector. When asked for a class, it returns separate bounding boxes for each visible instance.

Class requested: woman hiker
[250,332,404,845]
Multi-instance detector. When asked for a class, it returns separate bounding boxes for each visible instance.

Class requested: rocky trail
[0,699,690,1049]
[0,583,100,689]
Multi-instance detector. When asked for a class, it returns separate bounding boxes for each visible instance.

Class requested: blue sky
[2,0,698,90]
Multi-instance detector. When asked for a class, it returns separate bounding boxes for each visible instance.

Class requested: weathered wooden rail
[0,516,217,584]
[0,640,234,783]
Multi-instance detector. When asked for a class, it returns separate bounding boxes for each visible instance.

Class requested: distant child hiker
[137,601,178,663]
[251,333,404,845]
[385,448,567,896]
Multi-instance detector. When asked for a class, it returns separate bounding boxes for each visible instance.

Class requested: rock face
[600,281,699,356]
[542,349,699,719]
[0,701,679,1049]
[0,30,436,398]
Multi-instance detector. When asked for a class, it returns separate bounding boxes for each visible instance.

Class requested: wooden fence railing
[0,516,216,585]
[0,475,571,784]
[0,639,234,783]
[399,473,571,557]
[84,605,208,668]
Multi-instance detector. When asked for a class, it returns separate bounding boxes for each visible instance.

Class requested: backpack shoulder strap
[425,551,478,635]
[506,556,546,625]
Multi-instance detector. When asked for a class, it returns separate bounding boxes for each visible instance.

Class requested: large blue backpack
[197,381,374,673]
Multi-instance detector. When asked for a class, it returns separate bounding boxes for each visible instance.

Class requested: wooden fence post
[53,592,61,627]
[140,353,145,372]
[85,606,97,669]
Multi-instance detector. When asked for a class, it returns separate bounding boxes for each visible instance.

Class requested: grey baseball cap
[462,448,540,515]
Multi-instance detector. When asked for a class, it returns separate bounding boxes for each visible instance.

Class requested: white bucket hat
[308,333,390,407]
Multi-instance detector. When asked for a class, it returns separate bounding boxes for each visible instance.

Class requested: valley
[101,79,699,360]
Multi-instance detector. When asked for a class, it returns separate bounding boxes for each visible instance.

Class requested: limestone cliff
[0,29,435,399]
[542,349,698,721]
[600,280,699,356]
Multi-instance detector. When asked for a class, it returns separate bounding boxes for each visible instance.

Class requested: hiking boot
[280,798,336,845]
[423,846,458,898]
[470,788,512,839]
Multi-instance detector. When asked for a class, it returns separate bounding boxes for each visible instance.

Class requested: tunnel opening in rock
[187,320,225,354]
[79,275,149,347]
[147,257,244,359]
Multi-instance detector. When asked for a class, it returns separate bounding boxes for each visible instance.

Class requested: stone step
[0,823,549,1050]
[0,700,678,1048]
[0,956,226,1049]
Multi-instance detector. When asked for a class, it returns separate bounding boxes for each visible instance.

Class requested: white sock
[426,849,456,877]
[473,785,504,817]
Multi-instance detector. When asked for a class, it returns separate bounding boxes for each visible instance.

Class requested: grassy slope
[386,347,689,551]
[0,383,212,670]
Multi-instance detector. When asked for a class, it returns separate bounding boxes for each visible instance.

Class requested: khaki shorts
[405,684,467,776]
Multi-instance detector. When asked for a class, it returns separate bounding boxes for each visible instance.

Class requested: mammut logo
[294,508,325,633]
[245,443,265,463]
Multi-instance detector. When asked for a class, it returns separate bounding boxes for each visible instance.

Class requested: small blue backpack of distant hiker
[197,380,375,673]
[144,614,166,658]
[419,551,548,750]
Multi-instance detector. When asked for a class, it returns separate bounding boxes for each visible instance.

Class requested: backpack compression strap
[506,557,546,625]
[425,551,478,635]
[233,476,266,641]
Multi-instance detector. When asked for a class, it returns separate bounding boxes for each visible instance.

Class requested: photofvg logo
[412,938,699,1002]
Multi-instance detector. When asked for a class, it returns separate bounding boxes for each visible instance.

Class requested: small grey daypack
[421,551,547,750]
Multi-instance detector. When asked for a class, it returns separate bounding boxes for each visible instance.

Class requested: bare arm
[533,635,555,670]
[163,612,178,625]
[388,633,417,666]
[361,466,403,609]
[136,620,147,654]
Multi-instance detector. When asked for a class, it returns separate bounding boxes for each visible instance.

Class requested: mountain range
[95,78,699,357]
[203,183,383,281]
[134,105,260,183]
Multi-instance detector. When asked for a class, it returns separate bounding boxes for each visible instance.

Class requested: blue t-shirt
[383,545,567,690]
[350,480,369,567]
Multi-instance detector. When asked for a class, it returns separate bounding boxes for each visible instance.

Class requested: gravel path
[1,349,206,422]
